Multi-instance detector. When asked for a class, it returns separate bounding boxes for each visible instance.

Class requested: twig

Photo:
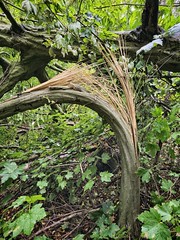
[29,208,100,239]
[0,57,10,72]
[63,213,88,239]
[151,172,160,194]
[0,0,23,33]
[77,0,83,16]
[153,140,163,165]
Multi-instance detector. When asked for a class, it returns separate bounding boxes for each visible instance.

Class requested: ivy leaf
[0,162,22,183]
[37,180,48,190]
[65,171,73,180]
[100,171,113,182]
[12,204,46,237]
[18,212,35,236]
[57,175,67,190]
[101,153,110,164]
[84,179,94,191]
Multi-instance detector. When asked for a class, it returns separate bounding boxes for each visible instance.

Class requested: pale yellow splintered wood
[24,54,137,156]
[24,66,91,93]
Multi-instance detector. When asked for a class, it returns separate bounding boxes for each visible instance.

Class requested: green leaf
[155,204,172,222]
[101,153,110,164]
[161,179,175,193]
[0,162,22,183]
[17,212,34,236]
[25,195,45,204]
[65,171,73,180]
[84,179,94,191]
[57,175,67,190]
[12,225,22,238]
[102,201,115,215]
[141,222,171,240]
[109,223,120,237]
[69,22,81,35]
[37,180,48,190]
[138,208,161,224]
[22,0,37,15]
[72,234,85,240]
[138,208,171,240]
[82,165,97,180]
[30,203,46,222]
[11,196,27,208]
[137,167,151,183]
[12,204,46,237]
[34,236,51,240]
[100,171,113,182]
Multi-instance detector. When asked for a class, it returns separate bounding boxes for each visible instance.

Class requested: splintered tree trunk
[0,89,140,236]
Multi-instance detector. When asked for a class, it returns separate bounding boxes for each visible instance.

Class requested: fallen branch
[30,208,100,239]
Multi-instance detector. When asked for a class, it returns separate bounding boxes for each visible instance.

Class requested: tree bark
[0,88,140,236]
[142,0,159,38]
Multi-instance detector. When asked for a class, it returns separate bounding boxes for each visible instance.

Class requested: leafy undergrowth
[0,102,179,239]
[0,105,123,239]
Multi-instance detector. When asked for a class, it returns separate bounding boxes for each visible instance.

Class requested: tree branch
[142,0,159,37]
[0,57,9,72]
[34,67,49,83]
[0,0,23,34]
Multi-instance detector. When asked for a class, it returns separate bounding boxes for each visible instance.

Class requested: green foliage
[34,236,52,240]
[134,55,179,239]
[138,200,180,240]
[1,195,46,239]
[7,204,46,238]
[137,167,152,183]
[160,179,176,194]
[90,201,126,239]
[0,162,23,183]
[73,234,85,240]
[0,105,116,238]
[1,1,180,238]
[100,171,113,182]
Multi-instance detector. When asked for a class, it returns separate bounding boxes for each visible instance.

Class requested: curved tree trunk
[0,88,140,236]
